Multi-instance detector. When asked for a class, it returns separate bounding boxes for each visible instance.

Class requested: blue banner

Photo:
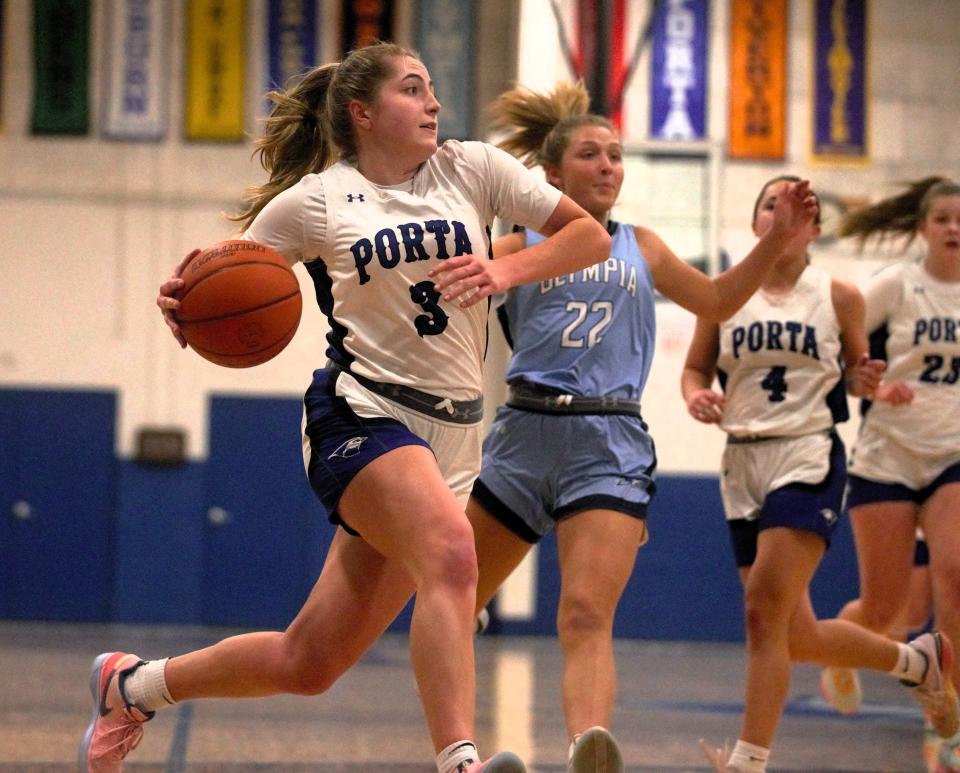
[102,0,169,140]
[267,0,318,92]
[415,0,474,141]
[649,0,708,141]
[813,0,868,160]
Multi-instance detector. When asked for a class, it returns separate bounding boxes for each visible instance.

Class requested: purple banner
[813,0,868,160]
[649,0,708,141]
[267,0,317,91]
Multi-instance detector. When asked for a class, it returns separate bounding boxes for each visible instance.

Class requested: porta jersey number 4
[761,365,788,402]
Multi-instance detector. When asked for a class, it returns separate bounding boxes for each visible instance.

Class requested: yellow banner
[185,0,247,141]
[728,0,787,160]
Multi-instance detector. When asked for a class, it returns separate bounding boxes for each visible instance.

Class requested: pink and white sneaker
[79,652,153,772]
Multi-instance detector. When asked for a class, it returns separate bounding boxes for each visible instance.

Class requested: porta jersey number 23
[409,281,449,337]
[561,300,613,349]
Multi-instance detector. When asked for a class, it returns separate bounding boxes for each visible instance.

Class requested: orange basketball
[174,240,302,368]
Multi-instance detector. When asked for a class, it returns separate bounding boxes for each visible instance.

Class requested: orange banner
[728,0,787,159]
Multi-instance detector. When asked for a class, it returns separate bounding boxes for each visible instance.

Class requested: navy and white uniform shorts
[723,431,846,567]
[302,368,482,535]
[846,463,960,510]
[848,423,960,505]
[472,405,656,543]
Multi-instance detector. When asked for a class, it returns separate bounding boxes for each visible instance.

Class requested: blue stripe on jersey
[501,222,657,400]
[860,323,890,418]
[304,259,353,370]
[825,366,850,423]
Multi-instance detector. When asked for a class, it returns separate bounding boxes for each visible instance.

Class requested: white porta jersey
[245,140,561,401]
[858,260,960,455]
[717,265,846,438]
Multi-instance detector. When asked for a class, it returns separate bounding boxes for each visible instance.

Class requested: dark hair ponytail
[841,177,960,247]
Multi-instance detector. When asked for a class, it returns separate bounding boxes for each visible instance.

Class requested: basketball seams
[174,239,303,367]
[176,289,301,324]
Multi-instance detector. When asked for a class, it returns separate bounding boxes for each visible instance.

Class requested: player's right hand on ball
[157,249,200,348]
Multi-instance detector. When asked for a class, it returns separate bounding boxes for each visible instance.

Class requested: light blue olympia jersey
[501,222,656,398]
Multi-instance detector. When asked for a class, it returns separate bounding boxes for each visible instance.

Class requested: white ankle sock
[890,642,928,684]
[728,739,769,772]
[436,740,479,773]
[122,658,175,712]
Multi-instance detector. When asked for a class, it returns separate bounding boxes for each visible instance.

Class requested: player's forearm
[497,216,610,289]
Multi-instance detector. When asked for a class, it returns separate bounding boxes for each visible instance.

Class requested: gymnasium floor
[0,620,926,772]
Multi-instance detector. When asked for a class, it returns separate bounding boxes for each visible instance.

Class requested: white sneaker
[819,666,862,715]
[569,727,623,773]
[906,631,959,739]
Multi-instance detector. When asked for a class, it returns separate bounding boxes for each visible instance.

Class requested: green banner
[32,0,90,135]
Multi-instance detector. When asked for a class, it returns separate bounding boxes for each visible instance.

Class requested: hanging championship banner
[415,0,474,140]
[185,0,247,141]
[727,0,786,159]
[649,0,709,141]
[32,0,90,135]
[267,0,318,92]
[341,0,393,55]
[812,0,868,161]
[102,0,168,140]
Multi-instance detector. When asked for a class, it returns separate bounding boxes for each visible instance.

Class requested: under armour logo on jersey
[328,436,367,459]
[346,193,365,203]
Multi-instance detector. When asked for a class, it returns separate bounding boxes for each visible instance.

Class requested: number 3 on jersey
[761,365,788,402]
[561,301,613,349]
[409,280,449,337]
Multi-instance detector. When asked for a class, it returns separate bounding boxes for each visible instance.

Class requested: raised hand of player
[686,388,725,424]
[772,179,819,235]
[846,353,886,397]
[874,380,915,406]
[429,254,510,308]
[156,249,201,348]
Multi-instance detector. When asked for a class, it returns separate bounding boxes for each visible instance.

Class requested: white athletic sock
[122,658,175,712]
[436,740,480,773]
[890,642,928,685]
[727,739,769,773]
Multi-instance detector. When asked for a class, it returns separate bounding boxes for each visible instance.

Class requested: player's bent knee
[421,525,479,592]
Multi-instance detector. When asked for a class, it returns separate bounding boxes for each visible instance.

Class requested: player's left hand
[430,255,509,308]
[847,353,886,397]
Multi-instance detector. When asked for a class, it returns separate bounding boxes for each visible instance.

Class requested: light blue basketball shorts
[472,405,657,543]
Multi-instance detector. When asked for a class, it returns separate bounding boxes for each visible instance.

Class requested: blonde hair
[487,81,614,170]
[232,42,417,230]
[841,177,960,247]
